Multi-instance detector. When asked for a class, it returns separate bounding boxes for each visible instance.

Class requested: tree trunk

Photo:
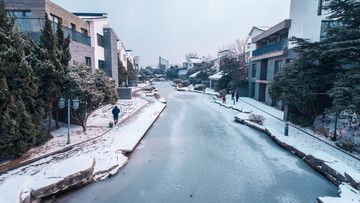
[47,102,53,135]
[55,103,60,129]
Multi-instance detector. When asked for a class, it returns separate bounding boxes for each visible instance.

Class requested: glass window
[8,10,31,18]
[81,28,88,36]
[98,60,105,69]
[252,64,257,78]
[320,20,339,41]
[71,23,76,31]
[274,60,283,74]
[85,57,91,66]
[97,34,103,47]
[318,0,323,16]
[269,37,278,45]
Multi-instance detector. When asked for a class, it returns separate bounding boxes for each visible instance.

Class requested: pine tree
[54,19,71,129]
[36,13,65,136]
[0,0,44,159]
[117,59,127,87]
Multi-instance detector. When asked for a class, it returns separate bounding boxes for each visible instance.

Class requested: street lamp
[58,97,80,144]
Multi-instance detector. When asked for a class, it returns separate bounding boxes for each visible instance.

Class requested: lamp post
[58,97,80,144]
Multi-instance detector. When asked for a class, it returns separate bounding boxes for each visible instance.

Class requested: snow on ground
[0,88,166,203]
[18,99,148,162]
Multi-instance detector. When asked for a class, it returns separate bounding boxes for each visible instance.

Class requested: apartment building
[5,0,95,69]
[74,13,119,87]
[248,0,328,109]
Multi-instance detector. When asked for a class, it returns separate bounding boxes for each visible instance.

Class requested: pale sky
[51,0,291,66]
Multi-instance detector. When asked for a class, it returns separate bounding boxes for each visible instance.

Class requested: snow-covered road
[57,82,337,203]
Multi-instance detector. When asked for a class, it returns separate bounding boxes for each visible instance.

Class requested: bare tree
[185,52,198,61]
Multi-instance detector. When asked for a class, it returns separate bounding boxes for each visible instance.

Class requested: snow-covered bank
[0,92,166,202]
[213,96,360,202]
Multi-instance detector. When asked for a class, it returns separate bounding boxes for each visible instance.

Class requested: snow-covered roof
[209,71,223,80]
[189,71,201,78]
[189,58,203,64]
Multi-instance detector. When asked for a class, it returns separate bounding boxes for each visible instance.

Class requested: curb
[121,103,167,153]
[234,116,360,191]
[0,98,151,175]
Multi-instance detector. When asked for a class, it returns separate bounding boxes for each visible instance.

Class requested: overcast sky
[51,0,291,66]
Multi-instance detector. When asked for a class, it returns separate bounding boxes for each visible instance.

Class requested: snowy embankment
[0,91,166,202]
[212,95,360,202]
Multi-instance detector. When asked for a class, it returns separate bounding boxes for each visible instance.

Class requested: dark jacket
[112,107,120,119]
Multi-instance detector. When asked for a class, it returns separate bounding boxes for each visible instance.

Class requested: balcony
[252,39,288,57]
[14,18,91,46]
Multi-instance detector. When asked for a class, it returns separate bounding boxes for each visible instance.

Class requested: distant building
[117,41,128,70]
[6,0,95,69]
[159,57,169,73]
[248,0,328,109]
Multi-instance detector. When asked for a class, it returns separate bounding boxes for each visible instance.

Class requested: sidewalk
[0,91,166,202]
[214,94,360,202]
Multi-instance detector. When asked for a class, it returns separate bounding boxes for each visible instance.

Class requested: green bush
[181,80,190,87]
[288,113,313,127]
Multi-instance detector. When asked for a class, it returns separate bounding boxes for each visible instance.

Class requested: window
[274,60,283,74]
[318,0,323,16]
[7,10,31,17]
[252,64,257,78]
[81,28,88,36]
[71,23,76,31]
[85,57,91,66]
[97,34,103,47]
[50,14,61,32]
[285,59,292,64]
[320,20,339,41]
[123,54,126,61]
[269,37,278,45]
[280,33,288,40]
[98,60,105,69]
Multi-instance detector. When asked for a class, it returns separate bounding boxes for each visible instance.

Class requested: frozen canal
[57,82,337,202]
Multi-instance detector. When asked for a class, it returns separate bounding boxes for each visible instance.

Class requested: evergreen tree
[0,0,44,159]
[117,59,127,87]
[54,19,71,129]
[36,13,65,136]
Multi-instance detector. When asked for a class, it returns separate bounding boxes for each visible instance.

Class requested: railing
[14,18,91,46]
[252,39,288,57]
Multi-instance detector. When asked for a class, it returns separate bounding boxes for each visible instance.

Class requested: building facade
[74,13,119,87]
[6,0,95,69]
[248,0,328,109]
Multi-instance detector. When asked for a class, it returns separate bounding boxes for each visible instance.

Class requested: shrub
[181,80,190,87]
[173,79,182,84]
[288,113,313,127]
[336,136,358,153]
[194,84,206,91]
[248,114,265,125]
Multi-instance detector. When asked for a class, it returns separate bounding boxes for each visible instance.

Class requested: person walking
[112,106,120,125]
[235,90,239,102]
[222,92,226,104]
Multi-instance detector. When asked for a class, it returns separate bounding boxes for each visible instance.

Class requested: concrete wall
[87,18,107,69]
[45,0,90,33]
[5,0,45,18]
[69,41,95,67]
[103,27,119,87]
[117,88,132,100]
[289,0,327,48]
